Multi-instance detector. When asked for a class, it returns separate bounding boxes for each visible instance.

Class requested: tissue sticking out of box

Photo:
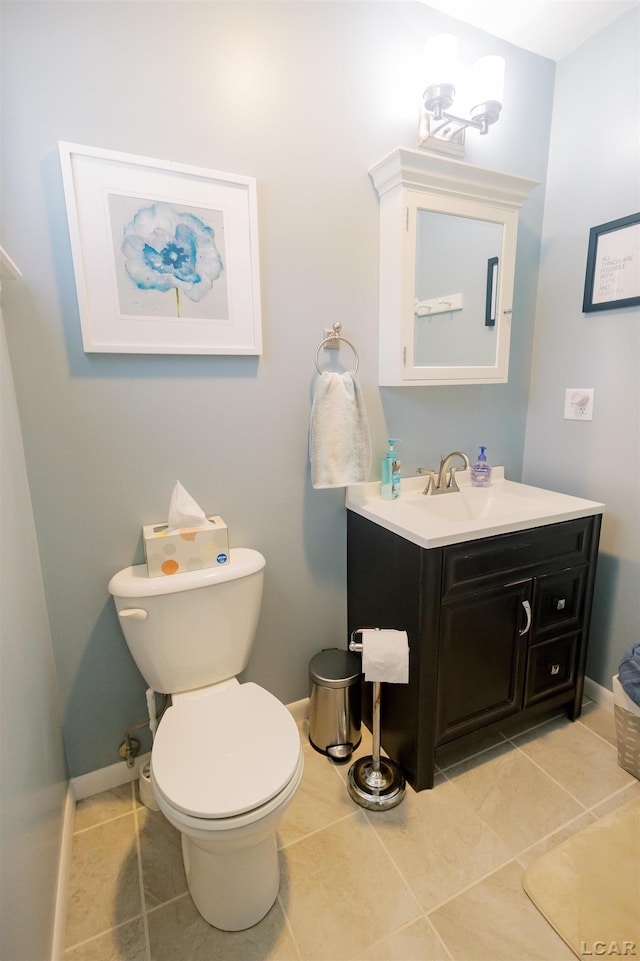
[143,482,229,577]
[167,481,214,532]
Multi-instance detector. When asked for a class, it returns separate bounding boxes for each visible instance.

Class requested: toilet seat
[151,681,301,820]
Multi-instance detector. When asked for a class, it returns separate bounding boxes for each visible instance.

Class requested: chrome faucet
[417,451,471,495]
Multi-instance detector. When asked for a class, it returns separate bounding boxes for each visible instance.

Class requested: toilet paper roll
[361,629,409,684]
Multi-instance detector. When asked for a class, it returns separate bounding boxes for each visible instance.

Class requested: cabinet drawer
[533,566,587,638]
[524,633,579,706]
[442,518,595,599]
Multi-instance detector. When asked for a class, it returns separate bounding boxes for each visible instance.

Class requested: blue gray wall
[523,7,640,687]
[2,1,555,779]
[0,281,68,960]
[2,4,638,956]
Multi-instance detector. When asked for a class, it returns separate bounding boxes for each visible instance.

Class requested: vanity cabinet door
[436,581,531,743]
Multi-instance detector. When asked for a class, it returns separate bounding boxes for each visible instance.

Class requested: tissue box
[143,516,229,577]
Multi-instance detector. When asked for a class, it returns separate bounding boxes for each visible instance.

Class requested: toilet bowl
[108,548,304,930]
[150,679,303,930]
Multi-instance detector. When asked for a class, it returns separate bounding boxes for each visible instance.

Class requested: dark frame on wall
[582,212,640,313]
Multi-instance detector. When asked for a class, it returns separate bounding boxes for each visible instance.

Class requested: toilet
[108,548,303,931]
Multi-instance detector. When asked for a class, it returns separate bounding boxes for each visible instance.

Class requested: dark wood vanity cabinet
[347,511,602,791]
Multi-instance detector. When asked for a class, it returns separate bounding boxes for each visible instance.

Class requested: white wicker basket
[612,674,640,781]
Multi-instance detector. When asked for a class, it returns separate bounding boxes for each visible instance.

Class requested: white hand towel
[309,371,372,489]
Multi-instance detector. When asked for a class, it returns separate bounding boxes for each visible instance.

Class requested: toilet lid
[151,682,301,819]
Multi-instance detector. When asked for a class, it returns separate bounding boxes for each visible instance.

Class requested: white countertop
[346,469,604,549]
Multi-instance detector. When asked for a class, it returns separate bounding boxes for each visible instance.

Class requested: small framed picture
[582,212,640,313]
[59,142,262,354]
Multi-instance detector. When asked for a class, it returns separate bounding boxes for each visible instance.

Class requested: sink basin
[346,468,604,549]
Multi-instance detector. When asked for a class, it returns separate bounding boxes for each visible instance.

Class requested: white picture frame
[59,142,262,354]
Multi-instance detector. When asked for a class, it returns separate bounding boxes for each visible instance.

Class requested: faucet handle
[447,468,461,492]
[416,467,436,495]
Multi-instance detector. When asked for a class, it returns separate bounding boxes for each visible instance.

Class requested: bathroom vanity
[346,473,603,791]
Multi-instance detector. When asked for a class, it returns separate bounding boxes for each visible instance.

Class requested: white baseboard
[584,675,614,712]
[71,752,151,801]
[71,697,310,801]
[51,783,76,961]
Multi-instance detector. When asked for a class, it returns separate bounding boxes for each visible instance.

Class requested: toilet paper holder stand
[347,629,406,811]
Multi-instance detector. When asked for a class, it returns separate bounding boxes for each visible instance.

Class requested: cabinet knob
[550,664,561,676]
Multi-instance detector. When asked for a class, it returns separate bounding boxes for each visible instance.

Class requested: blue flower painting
[109,194,228,321]
[120,203,224,317]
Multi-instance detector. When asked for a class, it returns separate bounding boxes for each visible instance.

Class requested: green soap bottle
[381,438,401,500]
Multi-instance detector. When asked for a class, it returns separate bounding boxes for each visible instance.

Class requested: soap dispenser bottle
[381,438,401,500]
[471,446,492,487]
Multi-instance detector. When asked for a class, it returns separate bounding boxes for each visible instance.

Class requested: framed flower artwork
[59,143,262,354]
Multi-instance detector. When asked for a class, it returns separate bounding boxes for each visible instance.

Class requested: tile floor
[64,701,640,961]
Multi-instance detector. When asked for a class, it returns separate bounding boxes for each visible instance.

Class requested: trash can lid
[309,648,362,688]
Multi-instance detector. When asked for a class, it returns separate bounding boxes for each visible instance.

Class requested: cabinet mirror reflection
[415,210,502,368]
[369,147,539,387]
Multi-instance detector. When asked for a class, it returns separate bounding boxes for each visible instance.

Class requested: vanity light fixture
[419,34,505,157]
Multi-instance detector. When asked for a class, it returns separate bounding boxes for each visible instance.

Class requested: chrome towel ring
[314,323,359,374]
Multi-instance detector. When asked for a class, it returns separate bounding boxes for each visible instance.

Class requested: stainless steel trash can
[309,648,362,762]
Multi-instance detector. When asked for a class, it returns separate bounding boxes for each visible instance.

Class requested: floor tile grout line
[513,809,598,863]
[423,854,518,915]
[275,891,304,961]
[131,783,152,961]
[585,780,640,814]
[501,738,609,811]
[64,912,148,953]
[435,733,510,772]
[72,806,138,836]
[361,809,431,924]
[517,745,594,809]
[144,891,191,916]
[575,715,619,749]
[425,911,456,961]
[345,914,456,961]
[436,712,568,776]
[278,809,359,851]
[438,746,602,874]
[439,763,531,856]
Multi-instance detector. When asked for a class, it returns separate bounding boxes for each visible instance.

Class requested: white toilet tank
[108,548,266,694]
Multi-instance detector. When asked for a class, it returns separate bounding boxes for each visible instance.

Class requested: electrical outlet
[564,388,594,421]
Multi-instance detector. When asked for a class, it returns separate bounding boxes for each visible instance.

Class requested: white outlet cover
[564,388,594,421]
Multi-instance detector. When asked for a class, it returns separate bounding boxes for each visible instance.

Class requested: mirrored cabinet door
[370,148,538,386]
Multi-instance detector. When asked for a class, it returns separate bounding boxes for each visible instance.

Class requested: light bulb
[471,55,505,106]
[424,34,459,87]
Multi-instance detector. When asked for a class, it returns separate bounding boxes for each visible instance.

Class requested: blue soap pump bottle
[471,446,492,487]
[381,438,402,500]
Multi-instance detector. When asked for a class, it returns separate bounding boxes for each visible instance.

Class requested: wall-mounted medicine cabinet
[369,147,539,386]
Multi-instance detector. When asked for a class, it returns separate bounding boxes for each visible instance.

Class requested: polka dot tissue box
[143,516,229,577]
